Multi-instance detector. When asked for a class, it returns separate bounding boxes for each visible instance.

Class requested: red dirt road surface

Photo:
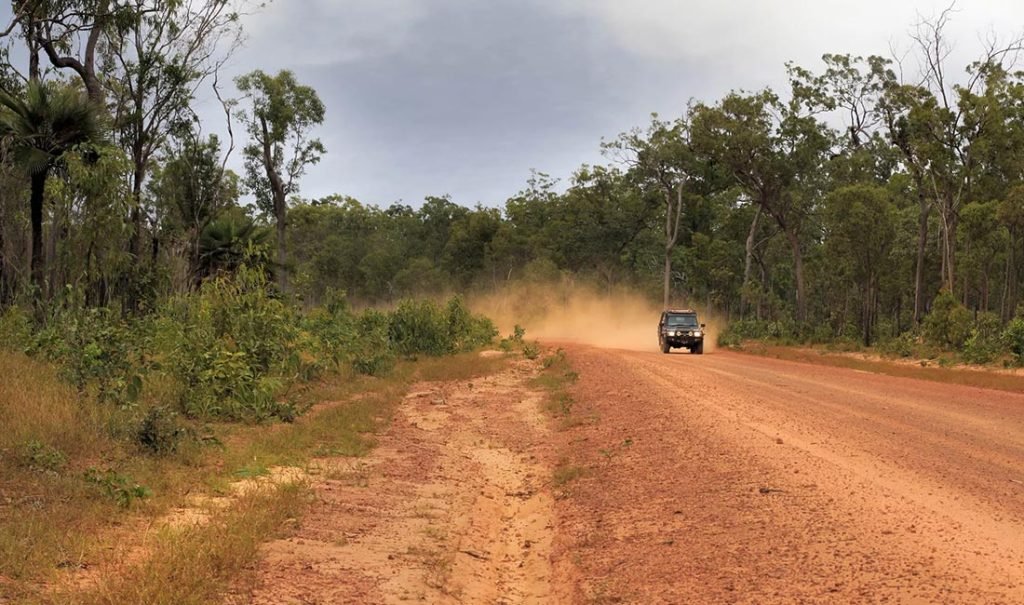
[230,345,1024,604]
[556,345,1024,604]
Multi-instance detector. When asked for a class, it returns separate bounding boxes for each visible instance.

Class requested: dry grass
[58,482,309,605]
[0,349,511,602]
[746,345,1024,393]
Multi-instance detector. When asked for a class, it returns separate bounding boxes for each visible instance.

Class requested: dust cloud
[470,282,720,353]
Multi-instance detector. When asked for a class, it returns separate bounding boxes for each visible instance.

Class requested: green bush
[387,297,496,357]
[350,309,395,376]
[878,332,917,358]
[0,306,32,352]
[135,406,191,456]
[962,312,1003,365]
[154,265,298,422]
[922,290,972,349]
[1003,317,1024,366]
[30,306,144,405]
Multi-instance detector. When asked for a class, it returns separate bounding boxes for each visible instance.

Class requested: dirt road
[556,345,1024,604]
[229,345,1024,604]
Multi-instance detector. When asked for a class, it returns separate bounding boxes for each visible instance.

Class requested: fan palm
[0,81,102,290]
[197,216,272,281]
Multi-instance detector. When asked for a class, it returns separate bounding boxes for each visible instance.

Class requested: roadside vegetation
[0,275,495,602]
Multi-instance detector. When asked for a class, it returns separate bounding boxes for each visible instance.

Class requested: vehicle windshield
[665,315,698,327]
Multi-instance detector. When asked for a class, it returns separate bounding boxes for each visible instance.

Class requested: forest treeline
[1,3,1024,364]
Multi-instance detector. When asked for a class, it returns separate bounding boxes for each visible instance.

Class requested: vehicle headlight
[675,330,682,337]
[695,330,703,337]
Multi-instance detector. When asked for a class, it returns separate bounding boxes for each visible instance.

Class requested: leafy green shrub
[922,290,972,349]
[388,299,449,356]
[154,265,298,422]
[18,440,67,473]
[1003,317,1024,366]
[350,310,395,376]
[0,306,32,352]
[30,307,144,405]
[84,468,151,508]
[962,312,1003,365]
[135,406,191,456]
[878,332,917,358]
[387,297,496,357]
[718,318,798,345]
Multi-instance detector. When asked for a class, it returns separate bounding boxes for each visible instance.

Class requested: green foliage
[922,291,972,349]
[718,319,798,345]
[30,306,144,405]
[0,306,32,352]
[18,440,66,473]
[1003,318,1024,366]
[84,468,151,508]
[878,332,918,358]
[962,312,1003,365]
[349,309,396,376]
[155,264,297,421]
[136,406,191,456]
[387,297,496,357]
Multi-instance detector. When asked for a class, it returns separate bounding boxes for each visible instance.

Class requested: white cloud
[545,0,1024,89]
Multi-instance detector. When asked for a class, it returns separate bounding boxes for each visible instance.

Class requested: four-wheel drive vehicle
[658,310,705,354]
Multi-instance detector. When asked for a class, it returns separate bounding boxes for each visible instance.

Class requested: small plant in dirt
[522,341,540,360]
[18,440,67,473]
[552,461,586,487]
[136,406,192,456]
[84,468,152,508]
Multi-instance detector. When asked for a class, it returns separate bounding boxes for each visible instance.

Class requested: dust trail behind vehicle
[469,281,720,353]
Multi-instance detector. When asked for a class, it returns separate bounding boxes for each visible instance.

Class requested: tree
[102,0,245,260]
[0,80,101,294]
[823,184,897,345]
[605,116,693,309]
[236,69,325,293]
[149,131,240,286]
[690,90,832,323]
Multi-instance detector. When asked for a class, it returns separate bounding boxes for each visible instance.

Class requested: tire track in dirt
[226,355,560,604]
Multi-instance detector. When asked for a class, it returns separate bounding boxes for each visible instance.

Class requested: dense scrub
[719,290,1024,368]
[0,266,496,425]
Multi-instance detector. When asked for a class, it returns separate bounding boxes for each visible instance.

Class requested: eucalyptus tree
[236,69,325,293]
[101,0,246,260]
[605,116,695,309]
[690,90,832,323]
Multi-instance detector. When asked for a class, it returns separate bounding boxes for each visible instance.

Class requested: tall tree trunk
[275,196,288,294]
[741,206,762,317]
[29,170,47,294]
[913,193,930,324]
[662,252,671,310]
[129,164,146,260]
[784,228,806,323]
[661,184,684,310]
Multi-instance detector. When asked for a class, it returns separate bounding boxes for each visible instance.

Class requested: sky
[7,1,1024,208]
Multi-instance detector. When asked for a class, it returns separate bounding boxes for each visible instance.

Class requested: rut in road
[226,355,561,604]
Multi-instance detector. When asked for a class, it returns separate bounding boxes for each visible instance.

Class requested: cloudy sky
[16,1,1024,207]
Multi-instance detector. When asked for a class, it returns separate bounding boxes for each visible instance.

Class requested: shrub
[350,310,395,376]
[1003,318,1024,366]
[922,290,972,349]
[30,306,144,406]
[878,332,917,358]
[135,406,191,456]
[18,440,67,473]
[84,468,151,508]
[962,312,1003,365]
[155,264,298,422]
[0,306,32,352]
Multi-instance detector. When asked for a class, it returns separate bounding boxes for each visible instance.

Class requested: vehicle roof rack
[666,309,696,314]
